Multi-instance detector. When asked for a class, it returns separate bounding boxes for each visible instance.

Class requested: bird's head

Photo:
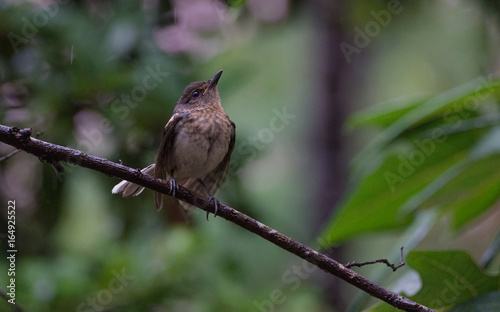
[175,70,223,111]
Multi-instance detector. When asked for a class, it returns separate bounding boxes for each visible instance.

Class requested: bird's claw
[206,196,220,221]
[170,177,178,198]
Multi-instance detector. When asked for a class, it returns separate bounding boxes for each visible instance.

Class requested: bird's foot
[170,177,178,198]
[197,178,220,221]
[206,195,221,221]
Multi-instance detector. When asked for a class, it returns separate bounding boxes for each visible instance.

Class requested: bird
[112,70,235,220]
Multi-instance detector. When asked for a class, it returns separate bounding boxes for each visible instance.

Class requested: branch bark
[0,124,436,312]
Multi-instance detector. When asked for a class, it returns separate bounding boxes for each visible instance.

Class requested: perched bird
[112,70,235,220]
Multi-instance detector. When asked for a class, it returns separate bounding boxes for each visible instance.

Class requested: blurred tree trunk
[309,1,364,309]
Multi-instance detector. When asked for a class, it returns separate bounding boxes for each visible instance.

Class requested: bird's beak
[208,69,223,90]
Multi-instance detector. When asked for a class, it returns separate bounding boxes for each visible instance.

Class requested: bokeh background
[1,0,500,311]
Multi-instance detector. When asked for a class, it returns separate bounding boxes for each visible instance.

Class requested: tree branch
[0,125,436,312]
[0,131,42,163]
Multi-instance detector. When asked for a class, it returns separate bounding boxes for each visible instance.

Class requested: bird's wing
[154,113,184,211]
[207,119,236,192]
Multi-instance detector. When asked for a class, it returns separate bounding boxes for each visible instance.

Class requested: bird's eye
[191,91,200,98]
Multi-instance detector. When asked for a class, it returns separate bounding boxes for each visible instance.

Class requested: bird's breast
[170,112,231,179]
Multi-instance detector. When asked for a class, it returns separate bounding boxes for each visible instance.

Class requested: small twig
[3,129,61,173]
[0,130,43,162]
[345,247,405,272]
[0,148,21,162]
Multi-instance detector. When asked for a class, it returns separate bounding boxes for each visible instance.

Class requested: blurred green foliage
[322,78,500,243]
[321,75,500,312]
[318,1,500,309]
[1,1,500,312]
[372,250,500,311]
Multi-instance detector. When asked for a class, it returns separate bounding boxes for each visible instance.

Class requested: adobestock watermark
[384,74,496,191]
[442,75,496,127]
[188,104,296,216]
[7,0,69,53]
[252,238,329,312]
[428,277,476,309]
[253,260,317,312]
[384,129,447,191]
[109,65,169,121]
[74,65,169,155]
[340,0,409,64]
[76,267,134,312]
[55,65,169,181]
[227,105,296,181]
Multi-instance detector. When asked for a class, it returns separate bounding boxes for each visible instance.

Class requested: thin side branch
[0,148,21,162]
[0,125,436,312]
[345,247,406,272]
[0,130,42,162]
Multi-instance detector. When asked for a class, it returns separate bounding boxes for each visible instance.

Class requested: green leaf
[348,95,427,129]
[370,250,500,312]
[353,76,500,170]
[321,130,478,244]
[447,291,500,312]
[322,77,500,244]
[413,127,500,228]
[439,155,500,229]
[381,76,500,144]
[407,250,500,309]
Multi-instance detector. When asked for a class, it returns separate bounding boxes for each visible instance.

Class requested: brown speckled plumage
[112,70,235,220]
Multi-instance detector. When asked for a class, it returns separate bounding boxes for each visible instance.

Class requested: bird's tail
[111,164,155,197]
[112,163,191,224]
